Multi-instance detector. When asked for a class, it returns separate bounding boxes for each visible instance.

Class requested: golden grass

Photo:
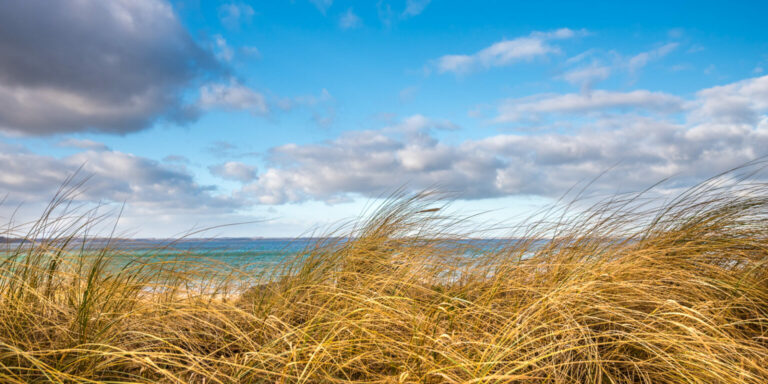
[2,168,768,383]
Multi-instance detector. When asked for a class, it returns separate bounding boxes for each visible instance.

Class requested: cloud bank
[241,76,768,204]
[0,0,218,135]
[0,143,239,214]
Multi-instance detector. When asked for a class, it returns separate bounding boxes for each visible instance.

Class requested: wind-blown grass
[1,167,768,383]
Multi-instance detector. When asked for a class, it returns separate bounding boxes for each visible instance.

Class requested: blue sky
[1,0,767,237]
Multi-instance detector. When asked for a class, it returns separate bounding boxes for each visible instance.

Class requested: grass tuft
[2,168,768,383]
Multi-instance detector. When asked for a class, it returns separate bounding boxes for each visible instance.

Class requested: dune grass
[1,168,768,383]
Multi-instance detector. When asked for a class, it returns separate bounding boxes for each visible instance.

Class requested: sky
[1,0,767,238]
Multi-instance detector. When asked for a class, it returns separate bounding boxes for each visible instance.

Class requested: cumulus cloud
[209,162,258,183]
[0,142,263,237]
[494,90,686,123]
[3,76,767,234]
[0,0,218,136]
[199,81,268,115]
[339,8,362,29]
[434,29,583,74]
[240,76,768,204]
[689,75,768,125]
[0,143,240,214]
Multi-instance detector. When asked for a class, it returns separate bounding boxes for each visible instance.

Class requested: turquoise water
[1,238,316,272]
[2,238,527,274]
[94,238,324,272]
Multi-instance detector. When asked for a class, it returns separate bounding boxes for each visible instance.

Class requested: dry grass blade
[1,165,768,383]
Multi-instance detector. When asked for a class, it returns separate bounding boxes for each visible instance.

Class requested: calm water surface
[3,238,526,273]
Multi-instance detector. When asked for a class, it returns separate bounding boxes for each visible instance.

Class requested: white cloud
[0,143,240,213]
[209,162,258,183]
[494,90,685,123]
[163,155,190,164]
[218,2,255,28]
[377,0,432,27]
[339,8,362,30]
[561,64,611,90]
[399,86,420,102]
[668,28,685,39]
[628,42,679,75]
[57,138,110,151]
[434,29,583,74]
[207,141,239,158]
[309,0,333,14]
[213,35,234,62]
[558,42,682,90]
[199,80,268,115]
[238,75,768,205]
[387,114,460,133]
[0,142,266,237]
[0,0,216,135]
[377,1,395,27]
[688,75,768,125]
[241,46,261,59]
[276,89,336,127]
[3,76,768,236]
[402,0,432,18]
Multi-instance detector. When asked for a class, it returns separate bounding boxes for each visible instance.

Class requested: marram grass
[2,170,768,383]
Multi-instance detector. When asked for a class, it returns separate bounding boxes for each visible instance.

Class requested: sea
[87,238,325,272]
[2,237,527,274]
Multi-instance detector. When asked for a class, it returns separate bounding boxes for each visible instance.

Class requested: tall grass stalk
[1,167,768,383]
